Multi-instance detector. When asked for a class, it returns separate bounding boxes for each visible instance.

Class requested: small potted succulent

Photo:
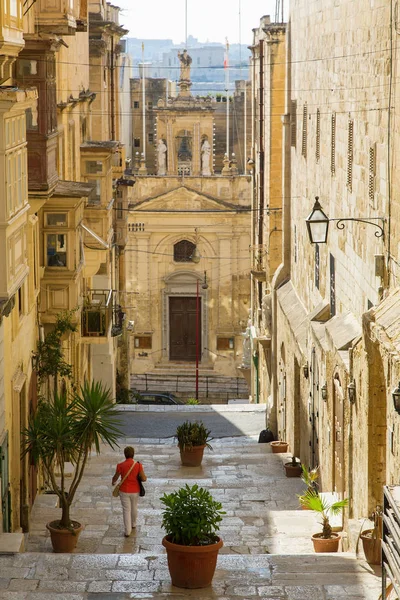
[176,420,212,466]
[161,484,225,588]
[284,456,302,477]
[270,440,289,453]
[299,489,348,552]
[360,506,383,565]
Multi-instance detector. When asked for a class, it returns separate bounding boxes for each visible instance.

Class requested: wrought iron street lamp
[306,197,385,244]
[306,197,330,244]
[392,382,400,415]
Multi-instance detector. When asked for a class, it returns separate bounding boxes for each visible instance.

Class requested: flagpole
[142,43,146,160]
[225,39,230,158]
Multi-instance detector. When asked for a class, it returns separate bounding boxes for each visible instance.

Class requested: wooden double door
[169,297,200,361]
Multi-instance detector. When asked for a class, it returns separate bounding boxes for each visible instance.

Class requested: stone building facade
[0,0,131,538]
[248,18,286,406]
[252,0,400,541]
[126,58,251,396]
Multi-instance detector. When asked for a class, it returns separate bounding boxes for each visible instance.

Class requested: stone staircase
[5,423,381,598]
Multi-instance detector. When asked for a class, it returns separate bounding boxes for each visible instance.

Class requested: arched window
[174,240,195,262]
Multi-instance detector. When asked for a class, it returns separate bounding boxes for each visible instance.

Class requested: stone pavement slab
[0,552,382,599]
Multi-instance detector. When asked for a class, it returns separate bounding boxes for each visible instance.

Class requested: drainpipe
[110,36,116,140]
[270,22,291,433]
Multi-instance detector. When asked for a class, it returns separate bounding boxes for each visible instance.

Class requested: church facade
[126,52,251,397]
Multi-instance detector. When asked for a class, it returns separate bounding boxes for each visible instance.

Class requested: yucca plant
[22,380,122,529]
[299,489,348,539]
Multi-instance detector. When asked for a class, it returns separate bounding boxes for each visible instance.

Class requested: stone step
[0,552,382,598]
[0,533,24,554]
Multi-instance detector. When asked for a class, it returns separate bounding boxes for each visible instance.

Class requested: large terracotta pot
[311,532,340,553]
[361,529,381,565]
[270,441,288,454]
[162,535,223,588]
[46,520,84,553]
[284,462,302,477]
[179,444,206,467]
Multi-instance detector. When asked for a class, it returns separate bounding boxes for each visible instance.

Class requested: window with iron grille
[316,109,321,163]
[290,100,297,147]
[347,119,354,191]
[173,240,196,262]
[331,113,336,175]
[369,145,376,204]
[301,104,307,158]
[133,101,139,109]
[134,138,140,148]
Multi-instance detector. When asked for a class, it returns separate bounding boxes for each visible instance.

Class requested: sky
[116,0,280,46]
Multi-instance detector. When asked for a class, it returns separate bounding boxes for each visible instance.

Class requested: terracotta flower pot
[361,529,381,565]
[179,444,206,467]
[46,520,84,553]
[284,462,302,477]
[270,441,289,454]
[162,535,223,588]
[311,532,340,553]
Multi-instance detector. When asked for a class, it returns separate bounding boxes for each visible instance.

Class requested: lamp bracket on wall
[332,218,385,239]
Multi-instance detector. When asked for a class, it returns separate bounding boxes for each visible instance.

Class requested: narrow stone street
[1,407,382,598]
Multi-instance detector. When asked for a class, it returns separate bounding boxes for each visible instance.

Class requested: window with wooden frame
[330,113,336,175]
[347,119,354,192]
[290,99,297,147]
[369,144,376,205]
[301,103,307,158]
[316,108,321,163]
[134,336,152,349]
[217,337,234,351]
[173,240,196,262]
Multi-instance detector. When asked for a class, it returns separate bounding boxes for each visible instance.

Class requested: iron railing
[382,485,400,598]
[131,373,249,400]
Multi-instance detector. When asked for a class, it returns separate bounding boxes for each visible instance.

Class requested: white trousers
[119,492,139,535]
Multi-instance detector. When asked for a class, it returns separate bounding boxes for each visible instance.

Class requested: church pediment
[131,186,249,212]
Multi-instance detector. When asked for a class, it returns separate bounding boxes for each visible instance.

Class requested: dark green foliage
[176,421,212,451]
[160,484,225,546]
[21,380,122,529]
[35,310,77,383]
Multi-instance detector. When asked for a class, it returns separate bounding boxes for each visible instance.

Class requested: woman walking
[112,446,147,537]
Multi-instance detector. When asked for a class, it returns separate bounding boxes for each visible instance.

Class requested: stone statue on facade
[201,138,211,176]
[240,313,252,369]
[178,49,192,81]
[157,139,167,175]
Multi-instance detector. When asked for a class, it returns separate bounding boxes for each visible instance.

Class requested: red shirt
[116,459,142,493]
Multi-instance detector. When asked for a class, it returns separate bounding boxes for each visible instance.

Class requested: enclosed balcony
[81,289,124,341]
[35,0,79,35]
[0,0,24,83]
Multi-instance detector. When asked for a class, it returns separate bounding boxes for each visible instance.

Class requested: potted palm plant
[22,380,122,553]
[299,489,348,552]
[161,484,225,588]
[176,420,212,466]
[360,505,383,565]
